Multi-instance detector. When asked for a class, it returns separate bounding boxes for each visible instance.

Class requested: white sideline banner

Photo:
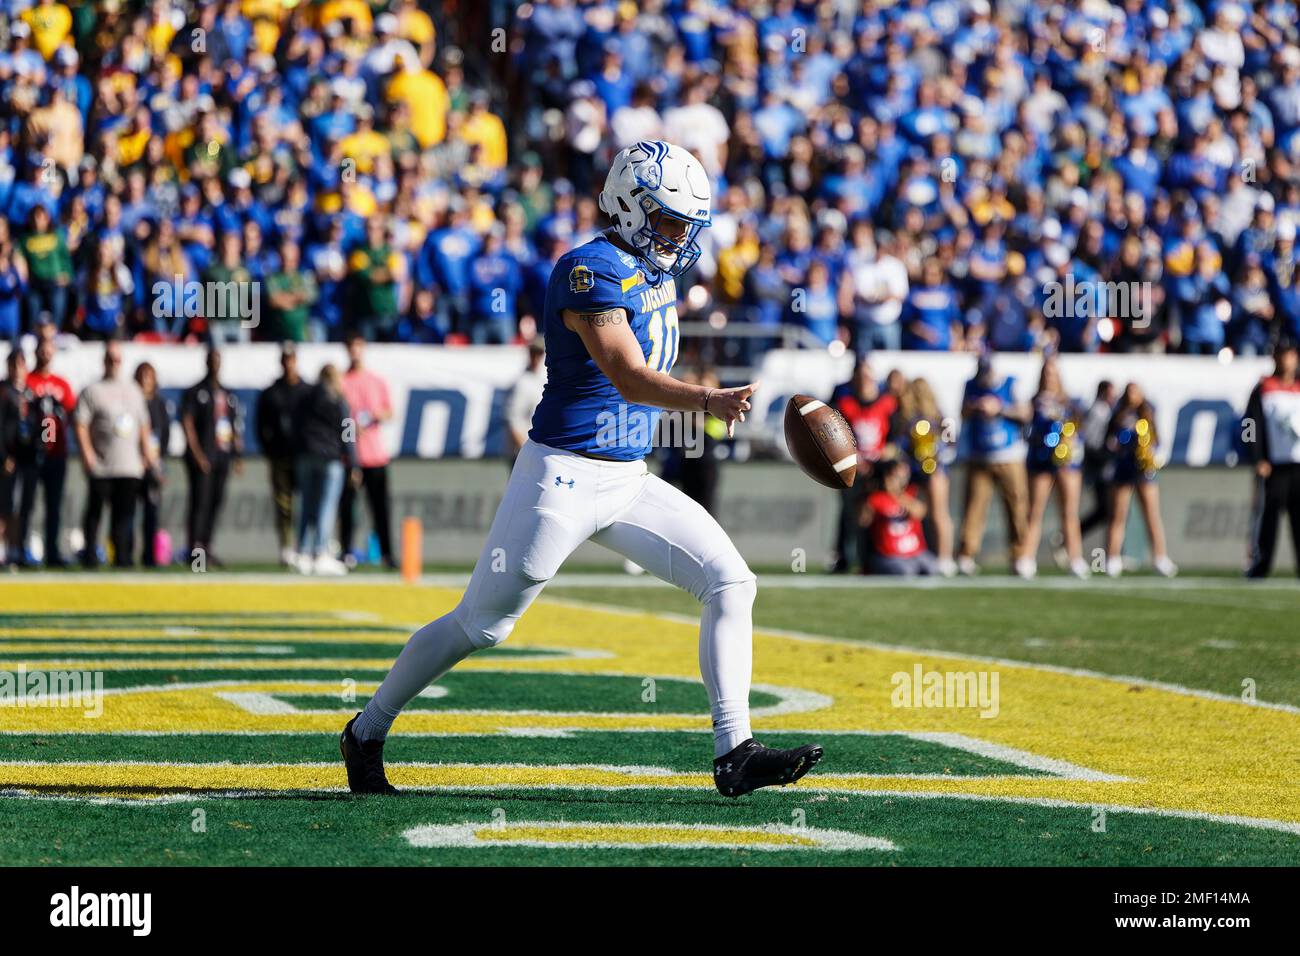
[2,342,1272,464]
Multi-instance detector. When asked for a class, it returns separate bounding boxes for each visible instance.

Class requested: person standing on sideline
[134,361,170,567]
[0,350,37,567]
[256,344,310,567]
[889,377,955,575]
[74,342,155,567]
[957,355,1032,576]
[505,338,546,464]
[831,361,898,572]
[1243,341,1300,578]
[24,335,76,566]
[1079,379,1117,539]
[181,349,243,566]
[1021,357,1089,579]
[339,333,395,568]
[1104,383,1177,577]
[295,364,356,576]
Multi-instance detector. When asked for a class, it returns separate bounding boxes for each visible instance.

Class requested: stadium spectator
[890,377,955,576]
[202,232,254,345]
[181,349,243,566]
[81,239,133,341]
[831,360,897,573]
[19,205,72,332]
[256,345,310,568]
[903,259,963,352]
[340,334,395,568]
[295,363,356,576]
[349,218,404,342]
[506,338,547,463]
[957,356,1031,577]
[860,458,939,577]
[266,241,319,343]
[1022,358,1089,579]
[1104,383,1177,578]
[467,227,521,344]
[1243,341,1300,578]
[74,342,153,568]
[134,361,170,567]
[23,335,75,566]
[848,225,908,355]
[0,232,27,346]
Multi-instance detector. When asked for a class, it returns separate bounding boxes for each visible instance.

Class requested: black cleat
[713,738,823,798]
[340,714,399,795]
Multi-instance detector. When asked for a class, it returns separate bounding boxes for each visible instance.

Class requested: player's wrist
[702,388,714,415]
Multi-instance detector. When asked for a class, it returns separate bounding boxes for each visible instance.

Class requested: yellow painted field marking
[1,582,1296,826]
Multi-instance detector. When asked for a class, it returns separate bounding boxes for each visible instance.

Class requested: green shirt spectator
[267,242,319,342]
[20,225,73,287]
[348,220,403,337]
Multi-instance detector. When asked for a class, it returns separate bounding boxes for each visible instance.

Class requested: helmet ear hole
[617,197,631,214]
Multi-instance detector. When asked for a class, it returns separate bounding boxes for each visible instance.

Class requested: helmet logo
[635,161,662,191]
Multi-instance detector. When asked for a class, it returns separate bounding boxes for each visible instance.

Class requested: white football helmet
[598,141,711,277]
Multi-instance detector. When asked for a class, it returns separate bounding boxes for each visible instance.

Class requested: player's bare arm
[563,306,756,435]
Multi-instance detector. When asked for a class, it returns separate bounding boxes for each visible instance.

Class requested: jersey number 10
[645,306,680,373]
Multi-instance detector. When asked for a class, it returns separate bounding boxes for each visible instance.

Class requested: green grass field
[1,575,1296,866]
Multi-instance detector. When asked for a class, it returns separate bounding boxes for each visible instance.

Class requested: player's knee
[700,556,757,606]
[453,604,516,649]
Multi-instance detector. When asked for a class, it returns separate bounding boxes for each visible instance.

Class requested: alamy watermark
[594,404,708,458]
[1043,275,1153,329]
[151,274,261,329]
[891,664,1000,718]
[0,665,104,718]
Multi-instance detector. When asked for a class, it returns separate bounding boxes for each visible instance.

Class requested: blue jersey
[529,233,678,461]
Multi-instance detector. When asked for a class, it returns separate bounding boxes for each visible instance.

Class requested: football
[783,395,858,489]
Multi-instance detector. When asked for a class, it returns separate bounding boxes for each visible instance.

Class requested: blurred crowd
[1,1,1300,358]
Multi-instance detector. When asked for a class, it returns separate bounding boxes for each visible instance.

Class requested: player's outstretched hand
[706,382,759,438]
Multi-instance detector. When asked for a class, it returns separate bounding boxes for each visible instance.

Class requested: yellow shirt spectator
[338,126,391,176]
[146,17,178,58]
[318,0,373,33]
[23,1,73,61]
[398,4,434,46]
[117,125,152,168]
[387,69,450,148]
[717,237,760,303]
[461,106,508,170]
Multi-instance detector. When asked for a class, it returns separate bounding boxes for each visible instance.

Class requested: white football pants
[364,439,756,754]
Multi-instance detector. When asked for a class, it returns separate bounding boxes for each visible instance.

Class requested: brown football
[783,395,858,489]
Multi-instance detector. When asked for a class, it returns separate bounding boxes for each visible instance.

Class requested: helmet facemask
[630,195,707,276]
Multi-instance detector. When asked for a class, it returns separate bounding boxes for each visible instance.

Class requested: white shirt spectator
[610,104,663,149]
[852,253,909,327]
[663,101,729,178]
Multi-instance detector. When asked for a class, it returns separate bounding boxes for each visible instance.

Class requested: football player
[341,141,822,797]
